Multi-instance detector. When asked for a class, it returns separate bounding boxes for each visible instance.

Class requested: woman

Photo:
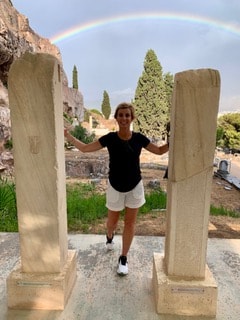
[64,102,168,276]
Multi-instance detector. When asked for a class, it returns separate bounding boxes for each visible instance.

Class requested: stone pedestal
[153,254,217,316]
[7,250,76,310]
[7,52,76,310]
[153,69,220,316]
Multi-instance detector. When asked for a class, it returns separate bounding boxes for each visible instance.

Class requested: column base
[7,250,77,310]
[152,253,218,317]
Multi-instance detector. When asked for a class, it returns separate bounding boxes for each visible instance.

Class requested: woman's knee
[124,208,138,228]
[107,210,120,226]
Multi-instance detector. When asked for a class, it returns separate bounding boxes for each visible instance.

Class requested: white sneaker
[117,256,128,276]
[106,235,114,251]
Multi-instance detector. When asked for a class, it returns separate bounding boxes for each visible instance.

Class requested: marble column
[7,52,77,310]
[153,69,220,316]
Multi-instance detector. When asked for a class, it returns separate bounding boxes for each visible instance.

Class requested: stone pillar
[89,115,93,131]
[7,52,77,310]
[153,69,220,316]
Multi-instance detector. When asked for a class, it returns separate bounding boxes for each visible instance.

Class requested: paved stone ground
[0,233,240,320]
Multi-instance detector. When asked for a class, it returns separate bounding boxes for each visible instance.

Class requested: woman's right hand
[64,128,69,137]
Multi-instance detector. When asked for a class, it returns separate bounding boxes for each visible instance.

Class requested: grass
[210,205,240,218]
[0,180,239,232]
[66,184,107,231]
[139,189,167,214]
[0,177,18,232]
[66,184,167,231]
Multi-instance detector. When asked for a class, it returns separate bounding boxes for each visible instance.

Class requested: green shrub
[70,125,96,143]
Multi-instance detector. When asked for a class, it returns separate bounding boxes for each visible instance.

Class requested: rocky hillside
[0,0,84,147]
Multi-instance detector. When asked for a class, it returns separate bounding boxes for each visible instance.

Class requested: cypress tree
[72,65,78,89]
[133,49,171,140]
[163,72,174,115]
[101,90,111,119]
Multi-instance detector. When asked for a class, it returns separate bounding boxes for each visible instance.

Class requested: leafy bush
[217,113,240,150]
[70,125,96,143]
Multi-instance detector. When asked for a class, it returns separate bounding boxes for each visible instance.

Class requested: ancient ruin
[7,52,76,310]
[153,68,220,316]
[0,0,84,169]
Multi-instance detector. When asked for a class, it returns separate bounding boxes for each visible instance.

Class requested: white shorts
[106,180,146,211]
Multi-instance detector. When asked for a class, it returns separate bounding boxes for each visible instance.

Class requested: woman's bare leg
[106,209,120,238]
[121,207,138,256]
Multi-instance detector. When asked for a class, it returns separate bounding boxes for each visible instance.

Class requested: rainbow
[50,12,240,44]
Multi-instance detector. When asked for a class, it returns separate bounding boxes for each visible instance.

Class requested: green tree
[72,65,78,89]
[216,126,224,146]
[101,90,111,119]
[163,72,174,115]
[133,49,171,140]
[217,113,240,151]
[90,109,103,117]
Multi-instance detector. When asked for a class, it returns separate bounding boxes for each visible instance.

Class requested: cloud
[12,0,240,113]
[110,88,135,106]
[220,95,240,112]
[111,88,135,96]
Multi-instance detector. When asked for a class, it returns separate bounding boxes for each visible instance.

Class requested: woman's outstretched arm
[145,142,169,155]
[64,129,103,153]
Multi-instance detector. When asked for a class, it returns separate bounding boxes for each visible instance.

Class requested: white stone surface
[8,52,68,273]
[153,69,220,317]
[165,68,220,278]
[168,69,220,182]
[7,52,76,310]
[153,253,217,316]
[7,250,77,310]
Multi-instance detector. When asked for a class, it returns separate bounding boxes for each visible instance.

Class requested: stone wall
[65,150,109,178]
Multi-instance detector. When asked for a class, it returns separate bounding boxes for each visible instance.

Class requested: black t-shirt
[99,132,150,192]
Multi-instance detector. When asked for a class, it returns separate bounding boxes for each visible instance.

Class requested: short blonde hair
[114,102,135,120]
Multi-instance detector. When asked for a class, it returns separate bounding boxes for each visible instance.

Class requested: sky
[11,0,240,113]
